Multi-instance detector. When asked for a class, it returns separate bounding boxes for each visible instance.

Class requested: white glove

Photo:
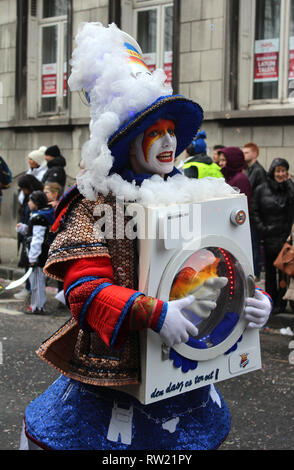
[244,289,272,328]
[160,295,199,347]
[188,277,228,319]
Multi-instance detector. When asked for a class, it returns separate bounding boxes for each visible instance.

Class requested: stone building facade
[0,0,293,263]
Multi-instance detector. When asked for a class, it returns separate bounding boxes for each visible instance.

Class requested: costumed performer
[20,23,271,451]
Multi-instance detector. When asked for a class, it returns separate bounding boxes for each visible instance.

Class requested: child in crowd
[16,190,54,314]
[43,182,62,209]
[43,181,66,307]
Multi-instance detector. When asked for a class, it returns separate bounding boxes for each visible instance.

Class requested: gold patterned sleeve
[127,295,168,333]
[44,198,110,282]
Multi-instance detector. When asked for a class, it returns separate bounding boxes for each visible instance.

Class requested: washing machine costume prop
[21,23,272,451]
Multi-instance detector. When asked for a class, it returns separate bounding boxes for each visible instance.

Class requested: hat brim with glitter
[108,94,203,174]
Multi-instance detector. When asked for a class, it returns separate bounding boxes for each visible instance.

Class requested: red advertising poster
[64,62,67,96]
[63,73,67,96]
[143,52,156,74]
[254,38,279,82]
[42,63,57,97]
[143,51,173,87]
[289,37,294,80]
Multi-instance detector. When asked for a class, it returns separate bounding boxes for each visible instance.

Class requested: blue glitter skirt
[24,375,231,450]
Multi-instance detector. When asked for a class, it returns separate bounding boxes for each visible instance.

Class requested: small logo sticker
[240,353,249,369]
[236,210,246,225]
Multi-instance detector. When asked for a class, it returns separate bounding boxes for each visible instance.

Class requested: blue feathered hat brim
[108,95,203,174]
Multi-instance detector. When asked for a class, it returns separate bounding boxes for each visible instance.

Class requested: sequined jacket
[38,186,167,387]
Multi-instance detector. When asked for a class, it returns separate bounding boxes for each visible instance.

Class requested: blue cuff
[110,292,143,349]
[154,301,168,333]
[64,276,102,306]
[79,282,112,330]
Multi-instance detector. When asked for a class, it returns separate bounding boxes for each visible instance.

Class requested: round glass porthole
[168,247,246,351]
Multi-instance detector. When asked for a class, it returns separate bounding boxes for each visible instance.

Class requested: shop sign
[254,38,279,82]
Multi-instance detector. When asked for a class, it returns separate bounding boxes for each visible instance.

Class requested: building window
[133,1,173,87]
[39,0,69,113]
[27,0,69,117]
[252,0,294,103]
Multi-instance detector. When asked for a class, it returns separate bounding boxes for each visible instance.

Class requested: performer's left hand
[188,277,228,319]
[244,289,272,328]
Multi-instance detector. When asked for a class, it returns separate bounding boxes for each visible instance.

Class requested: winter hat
[29,190,48,209]
[190,130,207,154]
[68,22,203,199]
[27,146,47,166]
[220,147,245,170]
[220,147,245,178]
[45,145,61,158]
[268,157,289,179]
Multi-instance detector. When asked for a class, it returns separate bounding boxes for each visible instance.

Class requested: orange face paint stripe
[142,119,175,163]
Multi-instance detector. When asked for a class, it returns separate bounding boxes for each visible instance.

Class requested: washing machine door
[157,237,255,361]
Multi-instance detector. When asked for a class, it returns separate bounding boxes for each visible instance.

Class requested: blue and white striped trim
[110,292,143,349]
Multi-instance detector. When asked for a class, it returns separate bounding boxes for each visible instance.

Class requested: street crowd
[1,134,294,317]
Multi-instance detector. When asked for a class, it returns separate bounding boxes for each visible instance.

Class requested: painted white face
[130,119,177,175]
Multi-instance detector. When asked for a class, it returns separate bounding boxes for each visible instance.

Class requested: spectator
[16,190,54,314]
[243,143,267,281]
[243,142,266,192]
[15,175,44,300]
[27,146,47,181]
[43,182,62,209]
[43,181,65,308]
[42,145,67,191]
[218,147,252,207]
[212,145,224,164]
[18,146,47,206]
[183,131,223,179]
[251,158,294,314]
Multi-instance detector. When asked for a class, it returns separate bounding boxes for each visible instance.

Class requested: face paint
[142,119,176,163]
[130,119,177,175]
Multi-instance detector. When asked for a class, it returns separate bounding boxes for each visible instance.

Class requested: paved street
[0,275,294,451]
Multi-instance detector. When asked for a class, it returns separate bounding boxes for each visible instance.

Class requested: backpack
[0,156,12,187]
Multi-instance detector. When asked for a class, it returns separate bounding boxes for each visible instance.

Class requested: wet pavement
[0,272,293,451]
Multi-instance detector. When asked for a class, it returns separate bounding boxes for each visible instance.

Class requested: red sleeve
[64,256,167,350]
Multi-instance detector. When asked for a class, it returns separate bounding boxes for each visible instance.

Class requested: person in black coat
[251,158,294,313]
[243,142,267,192]
[42,145,66,191]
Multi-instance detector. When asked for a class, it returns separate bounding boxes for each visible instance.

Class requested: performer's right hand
[159,295,198,347]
